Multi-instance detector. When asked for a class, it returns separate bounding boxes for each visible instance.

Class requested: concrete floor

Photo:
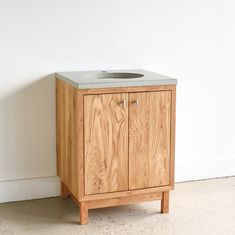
[0,177,235,235]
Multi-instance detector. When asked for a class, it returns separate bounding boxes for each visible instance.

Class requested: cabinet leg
[61,182,70,199]
[80,202,88,225]
[161,191,169,213]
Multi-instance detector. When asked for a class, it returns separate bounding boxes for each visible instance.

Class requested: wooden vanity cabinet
[56,79,176,224]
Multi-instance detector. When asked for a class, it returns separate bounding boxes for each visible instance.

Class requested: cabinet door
[129,91,171,190]
[84,93,128,195]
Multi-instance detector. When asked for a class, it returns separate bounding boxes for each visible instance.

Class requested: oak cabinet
[84,93,129,195]
[56,79,176,225]
[129,91,171,190]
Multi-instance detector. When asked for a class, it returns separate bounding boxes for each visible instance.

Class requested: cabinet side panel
[76,90,84,200]
[129,91,171,190]
[56,79,62,177]
[56,79,79,197]
[84,94,129,195]
[170,86,176,188]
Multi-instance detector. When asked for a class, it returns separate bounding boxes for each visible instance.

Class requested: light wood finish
[84,94,129,195]
[56,79,176,224]
[81,185,172,202]
[56,79,82,199]
[129,91,171,190]
[170,86,176,188]
[61,182,70,199]
[56,79,75,192]
[76,91,84,200]
[79,85,175,95]
[161,191,169,213]
[79,202,88,225]
[79,192,162,224]
[85,192,162,209]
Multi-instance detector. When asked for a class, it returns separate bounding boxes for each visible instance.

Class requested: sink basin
[89,72,144,79]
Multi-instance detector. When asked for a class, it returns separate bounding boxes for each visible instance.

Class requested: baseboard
[0,158,235,203]
[0,176,60,203]
[175,157,235,182]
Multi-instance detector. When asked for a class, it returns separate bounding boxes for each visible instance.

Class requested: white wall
[0,0,235,202]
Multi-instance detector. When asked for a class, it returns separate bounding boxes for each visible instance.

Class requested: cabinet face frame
[78,85,176,200]
[57,81,176,202]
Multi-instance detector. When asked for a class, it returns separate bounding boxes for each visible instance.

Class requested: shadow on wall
[0,74,56,181]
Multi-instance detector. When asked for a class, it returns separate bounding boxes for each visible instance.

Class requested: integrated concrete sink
[89,72,144,79]
[56,69,177,89]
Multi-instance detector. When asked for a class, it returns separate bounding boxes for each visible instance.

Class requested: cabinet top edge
[55,69,177,89]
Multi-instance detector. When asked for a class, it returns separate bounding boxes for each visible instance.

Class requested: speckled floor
[0,177,235,235]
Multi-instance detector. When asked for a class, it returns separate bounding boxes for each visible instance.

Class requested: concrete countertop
[55,69,177,89]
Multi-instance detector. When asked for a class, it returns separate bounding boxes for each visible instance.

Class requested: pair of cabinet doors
[84,90,172,195]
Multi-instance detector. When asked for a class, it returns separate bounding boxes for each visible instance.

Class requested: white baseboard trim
[0,158,235,203]
[175,157,235,182]
[0,176,60,203]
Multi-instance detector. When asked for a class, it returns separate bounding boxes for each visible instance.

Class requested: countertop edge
[55,73,79,88]
[55,72,177,89]
[78,80,177,89]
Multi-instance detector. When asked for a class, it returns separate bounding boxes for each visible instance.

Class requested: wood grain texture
[56,79,81,199]
[161,191,169,213]
[56,79,62,177]
[129,91,172,190]
[84,93,129,195]
[56,80,176,224]
[61,181,70,199]
[56,79,73,188]
[85,192,162,209]
[79,202,88,225]
[81,185,172,202]
[79,85,175,95]
[170,86,176,188]
[76,91,84,200]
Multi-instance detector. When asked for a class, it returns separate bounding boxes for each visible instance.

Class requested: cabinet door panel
[84,94,128,195]
[129,91,171,190]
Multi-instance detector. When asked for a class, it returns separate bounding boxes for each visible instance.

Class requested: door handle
[118,99,126,107]
[132,98,139,107]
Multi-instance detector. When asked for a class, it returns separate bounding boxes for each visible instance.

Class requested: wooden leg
[161,191,169,213]
[80,202,88,225]
[61,182,70,199]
